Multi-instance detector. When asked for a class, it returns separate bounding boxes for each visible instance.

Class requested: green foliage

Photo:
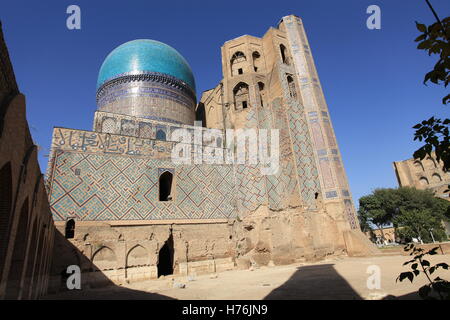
[414,18,450,104]
[397,244,450,300]
[394,209,447,243]
[358,187,449,242]
[413,15,450,172]
[413,117,450,172]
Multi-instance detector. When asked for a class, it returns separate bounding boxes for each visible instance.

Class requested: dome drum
[96,39,196,126]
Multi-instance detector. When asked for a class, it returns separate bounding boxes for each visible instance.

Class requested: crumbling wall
[231,205,348,268]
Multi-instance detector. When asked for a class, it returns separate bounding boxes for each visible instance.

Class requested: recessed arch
[419,177,429,186]
[0,162,13,278]
[92,246,116,271]
[252,51,262,72]
[101,117,116,134]
[126,245,149,268]
[156,129,166,141]
[5,198,29,299]
[413,160,424,172]
[425,157,436,169]
[233,82,249,110]
[22,219,39,299]
[431,173,442,183]
[230,51,247,76]
[231,51,246,63]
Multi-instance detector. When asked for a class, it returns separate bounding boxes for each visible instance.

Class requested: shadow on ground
[42,285,176,300]
[264,264,363,300]
[263,263,423,300]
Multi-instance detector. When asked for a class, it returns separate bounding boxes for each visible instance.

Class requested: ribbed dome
[97,39,195,91]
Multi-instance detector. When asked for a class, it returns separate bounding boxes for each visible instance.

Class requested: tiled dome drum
[96,39,196,125]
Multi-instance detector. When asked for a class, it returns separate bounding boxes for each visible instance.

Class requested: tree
[358,188,400,240]
[412,2,449,173]
[358,187,449,243]
[394,209,447,243]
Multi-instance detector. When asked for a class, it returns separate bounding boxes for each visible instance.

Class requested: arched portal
[157,234,174,277]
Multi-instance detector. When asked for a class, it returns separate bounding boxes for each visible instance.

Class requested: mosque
[44,15,376,287]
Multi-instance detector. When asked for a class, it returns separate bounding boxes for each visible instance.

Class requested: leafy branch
[412,6,449,173]
[397,243,450,300]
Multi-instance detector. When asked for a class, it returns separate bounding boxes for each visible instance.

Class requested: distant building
[393,154,450,236]
[393,154,450,201]
[365,227,397,245]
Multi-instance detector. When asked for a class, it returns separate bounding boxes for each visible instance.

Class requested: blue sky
[1,0,449,206]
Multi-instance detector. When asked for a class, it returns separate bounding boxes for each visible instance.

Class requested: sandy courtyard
[43,254,450,300]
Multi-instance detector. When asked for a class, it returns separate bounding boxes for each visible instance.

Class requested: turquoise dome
[97,39,195,90]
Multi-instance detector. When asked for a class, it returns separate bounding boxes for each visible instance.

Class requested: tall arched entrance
[157,234,174,277]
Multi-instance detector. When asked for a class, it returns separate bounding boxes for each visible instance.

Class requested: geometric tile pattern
[48,150,236,221]
[282,87,321,209]
[266,99,299,210]
[234,108,268,213]
[284,16,359,227]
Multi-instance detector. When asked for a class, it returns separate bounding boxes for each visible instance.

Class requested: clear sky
[1,0,449,206]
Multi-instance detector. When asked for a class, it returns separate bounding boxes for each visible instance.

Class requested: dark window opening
[156,129,166,141]
[242,101,248,109]
[238,68,243,75]
[65,219,75,239]
[159,171,173,201]
[287,75,297,98]
[280,44,289,65]
[157,234,174,277]
[75,169,81,176]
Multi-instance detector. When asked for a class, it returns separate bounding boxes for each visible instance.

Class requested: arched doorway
[65,219,75,239]
[157,234,174,277]
[0,162,13,278]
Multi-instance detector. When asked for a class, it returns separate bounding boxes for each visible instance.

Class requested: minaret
[279,15,359,229]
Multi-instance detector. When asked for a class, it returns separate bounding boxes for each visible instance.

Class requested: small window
[159,171,174,201]
[254,67,258,72]
[75,169,81,176]
[242,101,248,109]
[65,219,75,239]
[238,68,243,75]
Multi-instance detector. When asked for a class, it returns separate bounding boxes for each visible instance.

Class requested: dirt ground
[43,254,450,300]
